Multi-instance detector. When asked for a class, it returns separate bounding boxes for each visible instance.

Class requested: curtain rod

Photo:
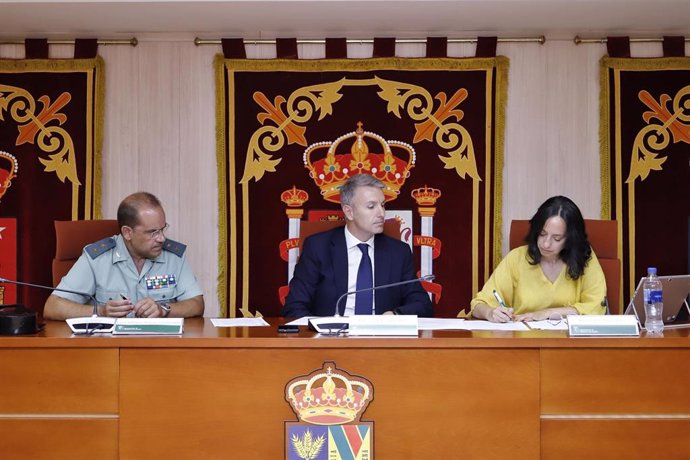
[0,38,138,46]
[194,36,545,46]
[574,35,688,45]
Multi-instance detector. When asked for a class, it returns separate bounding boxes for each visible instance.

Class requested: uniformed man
[43,192,204,319]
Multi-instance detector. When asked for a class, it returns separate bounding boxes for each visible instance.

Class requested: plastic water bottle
[643,267,664,334]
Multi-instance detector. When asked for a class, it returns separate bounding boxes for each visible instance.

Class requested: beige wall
[0,39,676,316]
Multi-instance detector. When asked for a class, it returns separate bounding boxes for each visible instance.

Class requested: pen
[492,289,513,318]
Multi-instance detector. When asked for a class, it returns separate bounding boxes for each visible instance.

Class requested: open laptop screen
[625,274,690,324]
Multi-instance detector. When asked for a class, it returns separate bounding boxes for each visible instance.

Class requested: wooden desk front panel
[541,349,690,414]
[0,419,118,460]
[541,348,690,459]
[0,349,119,459]
[120,348,540,459]
[541,419,690,460]
[0,348,119,413]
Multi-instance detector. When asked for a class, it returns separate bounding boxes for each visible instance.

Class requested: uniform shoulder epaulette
[85,237,116,259]
[163,238,187,257]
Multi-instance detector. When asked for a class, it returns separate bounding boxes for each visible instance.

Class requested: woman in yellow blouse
[471,196,606,322]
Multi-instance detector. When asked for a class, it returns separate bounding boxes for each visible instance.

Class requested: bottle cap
[647,267,657,275]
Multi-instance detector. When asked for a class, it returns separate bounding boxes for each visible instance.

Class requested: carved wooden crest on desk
[285,361,374,459]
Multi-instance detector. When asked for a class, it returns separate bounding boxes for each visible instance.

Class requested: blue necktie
[355,243,373,315]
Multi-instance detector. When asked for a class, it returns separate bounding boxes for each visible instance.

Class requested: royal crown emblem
[0,151,19,202]
[281,186,309,208]
[411,185,442,206]
[303,122,415,203]
[286,361,373,425]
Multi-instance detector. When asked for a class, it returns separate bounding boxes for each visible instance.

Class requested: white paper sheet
[458,320,530,331]
[284,317,312,326]
[210,318,270,327]
[418,318,466,330]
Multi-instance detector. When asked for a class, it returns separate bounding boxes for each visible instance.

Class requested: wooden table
[1,318,689,459]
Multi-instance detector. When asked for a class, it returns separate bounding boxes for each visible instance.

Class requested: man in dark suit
[282,174,433,318]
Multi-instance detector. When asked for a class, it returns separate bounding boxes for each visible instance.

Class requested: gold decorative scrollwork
[628,85,690,183]
[0,84,80,186]
[243,77,478,183]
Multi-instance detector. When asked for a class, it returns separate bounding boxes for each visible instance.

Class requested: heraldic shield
[285,362,374,460]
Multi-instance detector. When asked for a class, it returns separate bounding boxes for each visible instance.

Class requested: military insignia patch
[145,274,176,290]
[285,361,374,459]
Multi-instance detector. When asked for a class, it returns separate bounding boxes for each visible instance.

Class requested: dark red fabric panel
[222,38,247,59]
[426,37,447,57]
[74,39,98,58]
[662,36,685,57]
[0,59,100,311]
[25,39,48,59]
[326,38,347,59]
[276,38,298,59]
[602,60,690,303]
[219,59,504,318]
[373,38,395,57]
[476,36,498,57]
[607,36,631,57]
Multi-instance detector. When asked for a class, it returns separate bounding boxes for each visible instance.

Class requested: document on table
[458,320,531,331]
[211,318,270,327]
[285,317,311,326]
[418,318,467,330]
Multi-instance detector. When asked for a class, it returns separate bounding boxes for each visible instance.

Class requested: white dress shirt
[343,225,376,316]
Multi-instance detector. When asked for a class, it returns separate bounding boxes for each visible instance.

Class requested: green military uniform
[53,234,203,308]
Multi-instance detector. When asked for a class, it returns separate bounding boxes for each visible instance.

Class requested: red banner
[0,218,17,304]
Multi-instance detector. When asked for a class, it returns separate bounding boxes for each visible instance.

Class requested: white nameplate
[112,317,184,335]
[348,315,418,336]
[67,316,116,334]
[567,315,639,337]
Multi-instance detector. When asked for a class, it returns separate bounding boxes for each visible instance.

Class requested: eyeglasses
[133,223,169,240]
[547,313,564,326]
[318,326,348,336]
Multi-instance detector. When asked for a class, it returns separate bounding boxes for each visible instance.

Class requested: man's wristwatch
[158,302,171,317]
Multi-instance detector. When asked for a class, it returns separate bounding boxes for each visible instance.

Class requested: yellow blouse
[470,245,606,316]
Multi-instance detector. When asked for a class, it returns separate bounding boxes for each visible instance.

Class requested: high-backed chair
[509,219,621,314]
[279,220,403,305]
[52,219,120,286]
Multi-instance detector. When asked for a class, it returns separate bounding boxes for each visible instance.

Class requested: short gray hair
[339,174,385,206]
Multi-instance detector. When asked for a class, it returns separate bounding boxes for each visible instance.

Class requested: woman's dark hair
[525,195,591,279]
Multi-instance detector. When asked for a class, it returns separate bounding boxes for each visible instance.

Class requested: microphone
[0,277,115,334]
[334,274,435,317]
[309,274,435,334]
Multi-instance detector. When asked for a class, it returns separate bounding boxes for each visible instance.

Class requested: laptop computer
[624,274,690,326]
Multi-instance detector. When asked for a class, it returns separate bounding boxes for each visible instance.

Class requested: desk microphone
[0,277,115,334]
[333,274,435,317]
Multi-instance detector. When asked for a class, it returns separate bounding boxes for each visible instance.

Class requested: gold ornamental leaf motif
[437,123,480,180]
[627,85,690,183]
[287,80,345,122]
[0,85,36,124]
[0,85,80,186]
[241,126,283,184]
[627,124,669,183]
[374,77,434,120]
[243,76,479,184]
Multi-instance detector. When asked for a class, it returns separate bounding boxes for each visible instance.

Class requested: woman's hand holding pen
[488,305,514,323]
[488,289,514,322]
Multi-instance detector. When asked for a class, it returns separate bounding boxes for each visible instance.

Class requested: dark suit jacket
[281,227,433,318]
